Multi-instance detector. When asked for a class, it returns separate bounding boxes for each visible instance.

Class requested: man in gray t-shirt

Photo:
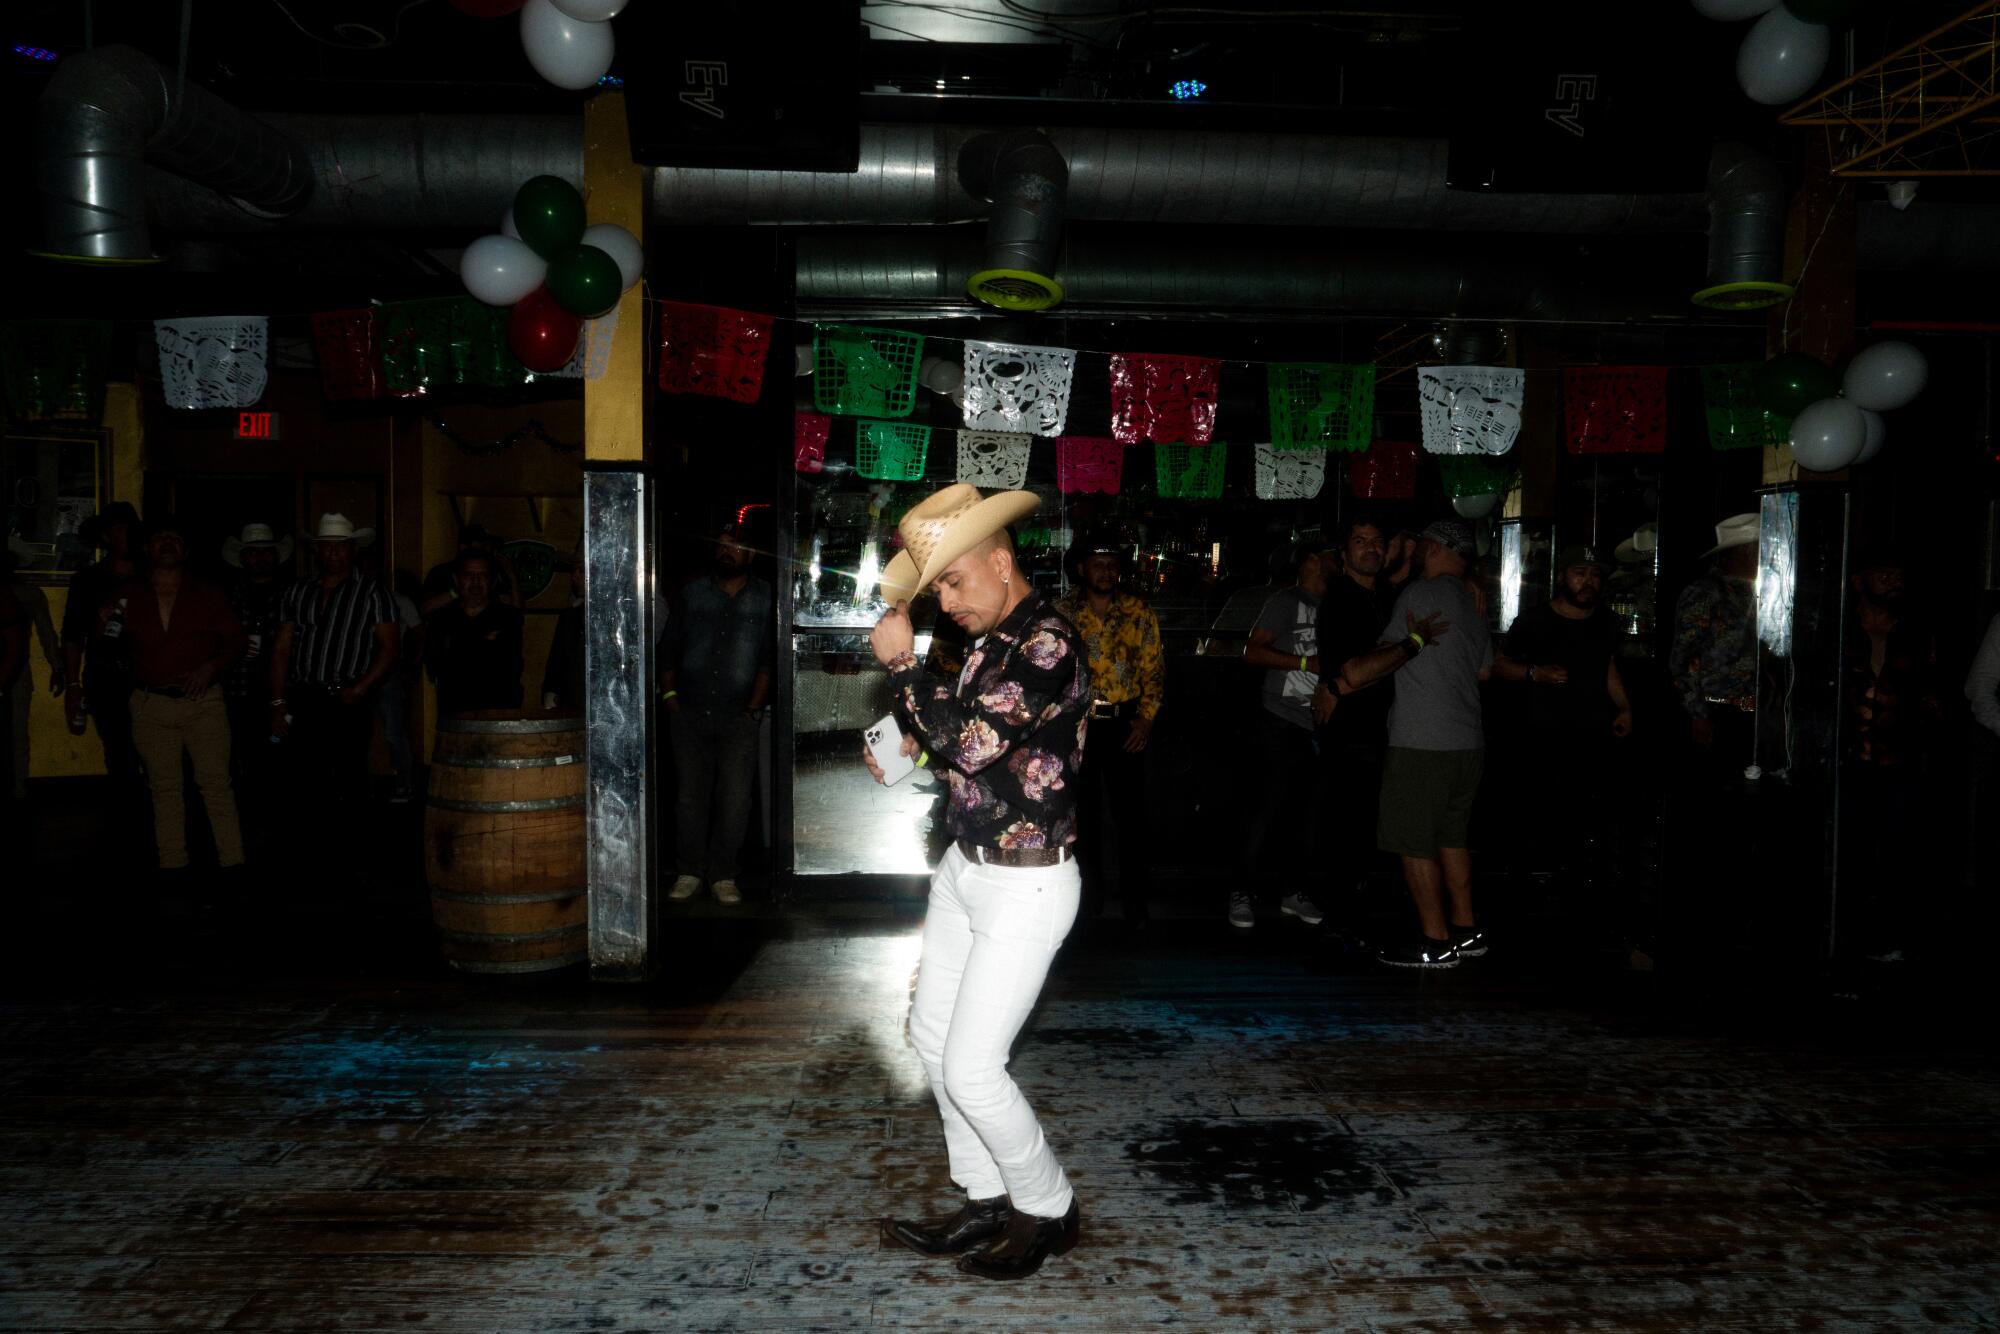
[1383,574,1491,752]
[1232,547,1331,932]
[1338,520,1492,969]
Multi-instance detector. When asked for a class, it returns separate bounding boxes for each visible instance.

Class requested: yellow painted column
[578,91,655,979]
[584,93,645,464]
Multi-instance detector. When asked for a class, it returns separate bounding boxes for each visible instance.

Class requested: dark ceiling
[4,0,1994,322]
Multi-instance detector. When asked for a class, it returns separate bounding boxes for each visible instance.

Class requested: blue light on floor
[1170,79,1207,101]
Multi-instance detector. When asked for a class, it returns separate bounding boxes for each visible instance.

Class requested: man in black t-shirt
[1311,518,1400,932]
[1495,546,1632,878]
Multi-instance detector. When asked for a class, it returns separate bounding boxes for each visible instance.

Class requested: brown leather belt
[956,838,1074,869]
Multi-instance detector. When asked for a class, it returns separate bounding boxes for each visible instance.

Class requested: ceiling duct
[146,113,582,235]
[958,131,1068,312]
[649,127,1707,234]
[1439,324,1506,365]
[1693,142,1792,311]
[36,45,314,263]
[792,232,1698,323]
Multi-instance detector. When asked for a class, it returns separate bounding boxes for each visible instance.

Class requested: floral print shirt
[1053,589,1165,720]
[1669,571,1757,720]
[891,591,1093,852]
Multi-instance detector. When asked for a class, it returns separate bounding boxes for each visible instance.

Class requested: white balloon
[500,206,520,240]
[520,0,614,91]
[1736,8,1830,105]
[581,222,644,291]
[1692,0,1780,18]
[1841,341,1929,411]
[1452,492,1501,519]
[1789,397,1867,471]
[1853,409,1886,464]
[459,233,547,306]
[550,0,628,19]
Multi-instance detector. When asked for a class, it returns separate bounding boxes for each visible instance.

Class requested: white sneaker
[1228,893,1255,929]
[711,879,742,905]
[1280,893,1324,926]
[669,875,703,900]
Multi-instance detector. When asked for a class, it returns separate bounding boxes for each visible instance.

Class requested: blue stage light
[1169,79,1207,101]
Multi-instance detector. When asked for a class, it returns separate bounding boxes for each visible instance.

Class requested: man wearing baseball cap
[1337,519,1489,968]
[864,483,1092,1281]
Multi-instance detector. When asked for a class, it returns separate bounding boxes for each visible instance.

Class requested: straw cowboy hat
[221,522,294,567]
[1615,522,1658,566]
[312,512,376,547]
[879,483,1040,603]
[1701,513,1759,558]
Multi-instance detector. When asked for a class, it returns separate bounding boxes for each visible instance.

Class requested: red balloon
[447,0,527,15]
[507,287,582,372]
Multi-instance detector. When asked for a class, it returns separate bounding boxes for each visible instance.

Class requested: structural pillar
[581,92,653,980]
[1760,135,1860,960]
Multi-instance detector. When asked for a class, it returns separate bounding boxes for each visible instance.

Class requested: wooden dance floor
[4,911,1997,1331]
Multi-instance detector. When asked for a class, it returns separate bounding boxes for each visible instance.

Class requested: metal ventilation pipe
[649,127,1707,234]
[1694,142,1792,310]
[957,130,1068,311]
[790,233,1694,322]
[147,113,581,233]
[36,44,313,262]
[1440,324,1506,365]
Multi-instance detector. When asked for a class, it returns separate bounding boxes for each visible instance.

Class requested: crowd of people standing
[0,505,578,896]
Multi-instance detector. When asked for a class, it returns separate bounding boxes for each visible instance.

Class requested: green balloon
[1783,0,1859,25]
[545,243,622,318]
[1756,352,1838,418]
[512,176,586,260]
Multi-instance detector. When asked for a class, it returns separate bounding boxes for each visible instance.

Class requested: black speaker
[619,0,860,171]
[1445,2,1728,195]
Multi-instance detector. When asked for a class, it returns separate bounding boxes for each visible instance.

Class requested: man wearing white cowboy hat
[1669,512,1760,751]
[267,514,398,835]
[222,523,293,807]
[865,483,1093,1282]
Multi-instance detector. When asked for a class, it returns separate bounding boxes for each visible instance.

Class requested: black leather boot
[881,1195,1012,1256]
[955,1199,1080,1280]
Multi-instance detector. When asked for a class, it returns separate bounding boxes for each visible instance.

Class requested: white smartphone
[865,713,916,786]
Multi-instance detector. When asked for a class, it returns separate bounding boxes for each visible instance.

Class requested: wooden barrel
[424,710,586,974]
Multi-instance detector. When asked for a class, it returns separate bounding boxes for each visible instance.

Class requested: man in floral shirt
[864,483,1092,1283]
[1669,513,1760,750]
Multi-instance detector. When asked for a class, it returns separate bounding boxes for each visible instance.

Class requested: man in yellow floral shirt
[1056,528,1165,930]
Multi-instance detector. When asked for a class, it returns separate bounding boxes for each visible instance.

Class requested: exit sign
[235,411,280,440]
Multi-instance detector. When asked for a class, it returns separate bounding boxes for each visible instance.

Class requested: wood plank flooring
[4,909,1997,1332]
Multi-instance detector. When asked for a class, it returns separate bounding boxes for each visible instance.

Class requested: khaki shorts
[1377,747,1484,860]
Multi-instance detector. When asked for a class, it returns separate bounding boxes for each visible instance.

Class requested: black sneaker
[1450,926,1488,958]
[1378,936,1460,969]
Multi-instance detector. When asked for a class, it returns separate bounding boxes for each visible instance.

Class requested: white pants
[908,843,1080,1219]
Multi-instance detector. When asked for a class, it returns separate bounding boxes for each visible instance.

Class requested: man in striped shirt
[268,514,399,818]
